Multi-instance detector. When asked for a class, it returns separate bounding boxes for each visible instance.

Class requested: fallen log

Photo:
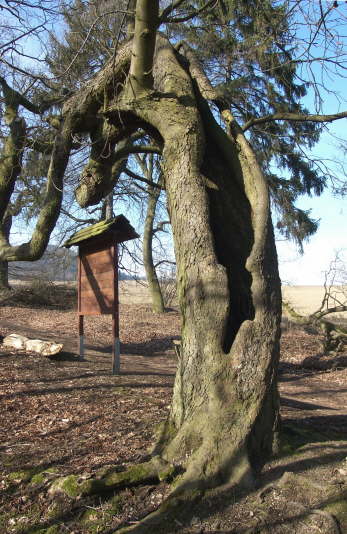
[2,333,63,356]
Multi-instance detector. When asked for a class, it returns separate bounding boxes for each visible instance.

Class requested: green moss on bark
[48,459,174,499]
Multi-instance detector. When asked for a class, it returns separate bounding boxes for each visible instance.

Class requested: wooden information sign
[79,241,116,315]
[64,216,138,374]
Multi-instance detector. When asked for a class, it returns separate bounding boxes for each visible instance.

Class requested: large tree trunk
[143,181,165,313]
[0,214,12,290]
[112,36,282,492]
[55,16,282,496]
[0,259,9,290]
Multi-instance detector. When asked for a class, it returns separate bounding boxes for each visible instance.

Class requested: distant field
[119,281,347,320]
[282,285,347,319]
[119,280,152,304]
[8,279,347,321]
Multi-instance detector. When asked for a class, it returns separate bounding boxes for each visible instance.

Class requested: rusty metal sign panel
[78,243,117,315]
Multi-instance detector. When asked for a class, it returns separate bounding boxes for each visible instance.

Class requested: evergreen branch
[58,10,133,78]
[243,111,347,131]
[161,0,216,23]
[159,0,186,22]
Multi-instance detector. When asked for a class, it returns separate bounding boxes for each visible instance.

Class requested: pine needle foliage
[49,0,329,249]
[167,0,326,248]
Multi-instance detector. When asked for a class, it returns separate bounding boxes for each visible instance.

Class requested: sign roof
[63,215,138,248]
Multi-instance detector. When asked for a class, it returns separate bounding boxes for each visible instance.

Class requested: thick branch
[0,99,26,221]
[0,76,54,114]
[75,120,118,207]
[243,111,347,132]
[312,305,347,321]
[283,301,347,354]
[0,120,73,261]
[127,0,159,95]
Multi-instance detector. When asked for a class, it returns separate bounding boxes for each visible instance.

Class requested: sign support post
[112,244,120,375]
[78,315,84,361]
[63,216,138,374]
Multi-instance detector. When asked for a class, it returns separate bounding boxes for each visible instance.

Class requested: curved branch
[311,305,347,321]
[60,208,97,225]
[0,76,54,114]
[159,0,186,22]
[0,120,73,262]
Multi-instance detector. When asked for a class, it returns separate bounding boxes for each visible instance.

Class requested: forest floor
[0,284,347,534]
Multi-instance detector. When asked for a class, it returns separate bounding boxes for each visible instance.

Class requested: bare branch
[124,167,163,189]
[242,111,347,132]
[153,221,170,234]
[114,144,161,161]
[60,208,97,225]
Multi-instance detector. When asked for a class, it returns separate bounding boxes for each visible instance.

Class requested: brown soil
[0,293,347,534]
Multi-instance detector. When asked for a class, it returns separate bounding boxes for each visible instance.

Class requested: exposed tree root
[48,456,176,499]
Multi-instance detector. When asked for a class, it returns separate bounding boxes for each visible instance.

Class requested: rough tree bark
[64,0,281,500]
[0,214,12,290]
[0,1,281,504]
[116,36,281,493]
[0,75,73,263]
[0,257,9,290]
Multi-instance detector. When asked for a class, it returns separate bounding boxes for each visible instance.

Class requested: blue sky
[277,188,346,284]
[277,58,347,285]
[5,1,347,285]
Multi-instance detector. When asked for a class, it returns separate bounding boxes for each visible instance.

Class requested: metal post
[78,315,85,361]
[112,323,120,375]
[112,243,120,375]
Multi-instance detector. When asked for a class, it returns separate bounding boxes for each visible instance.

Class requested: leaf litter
[0,292,346,533]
